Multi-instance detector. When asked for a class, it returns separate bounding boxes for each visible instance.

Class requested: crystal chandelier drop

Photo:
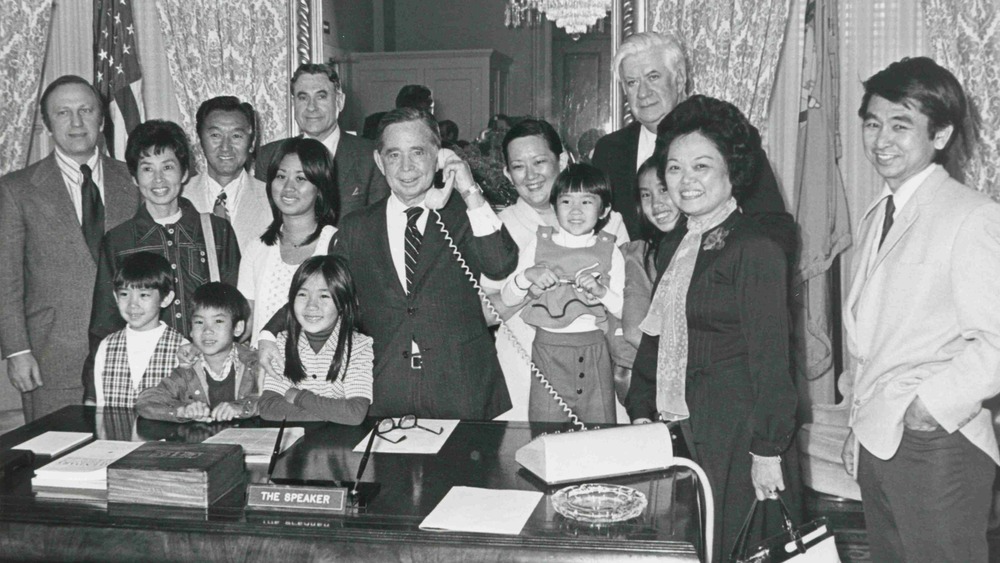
[505,0,612,36]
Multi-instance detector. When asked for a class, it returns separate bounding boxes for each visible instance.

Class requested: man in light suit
[0,75,139,421]
[186,96,270,251]
[591,32,796,257]
[254,63,389,220]
[842,57,1000,562]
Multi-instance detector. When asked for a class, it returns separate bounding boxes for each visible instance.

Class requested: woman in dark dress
[625,95,800,562]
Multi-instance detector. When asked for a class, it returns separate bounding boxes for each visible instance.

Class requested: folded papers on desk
[15,431,93,457]
[352,419,459,455]
[32,440,144,500]
[420,487,543,535]
[202,427,305,463]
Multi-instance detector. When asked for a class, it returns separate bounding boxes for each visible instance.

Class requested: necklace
[280,228,315,248]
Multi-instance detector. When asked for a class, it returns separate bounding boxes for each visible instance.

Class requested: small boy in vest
[137,282,259,422]
[90,252,185,407]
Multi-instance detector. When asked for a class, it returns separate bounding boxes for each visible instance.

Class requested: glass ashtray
[551,483,647,524]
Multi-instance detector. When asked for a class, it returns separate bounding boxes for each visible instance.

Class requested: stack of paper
[32,440,144,500]
[202,427,305,464]
[15,431,93,457]
[420,487,543,535]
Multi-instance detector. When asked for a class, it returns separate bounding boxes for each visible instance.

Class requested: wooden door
[550,20,612,162]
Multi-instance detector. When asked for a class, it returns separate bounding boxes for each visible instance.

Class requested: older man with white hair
[592,32,796,257]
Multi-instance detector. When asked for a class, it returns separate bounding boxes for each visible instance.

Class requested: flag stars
[98,49,108,61]
[114,13,121,25]
[127,24,134,35]
[123,44,131,55]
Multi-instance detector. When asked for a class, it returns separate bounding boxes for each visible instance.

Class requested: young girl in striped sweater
[258,255,373,424]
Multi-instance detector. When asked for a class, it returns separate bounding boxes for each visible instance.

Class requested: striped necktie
[404,207,424,293]
[213,192,229,221]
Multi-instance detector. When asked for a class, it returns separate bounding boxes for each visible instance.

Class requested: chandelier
[505,0,612,36]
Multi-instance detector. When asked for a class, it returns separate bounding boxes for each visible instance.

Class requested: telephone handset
[425,148,458,210]
[426,148,586,429]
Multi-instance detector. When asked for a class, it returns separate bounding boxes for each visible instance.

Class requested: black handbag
[730,497,841,563]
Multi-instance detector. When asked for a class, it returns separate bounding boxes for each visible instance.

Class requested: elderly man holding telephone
[260,107,518,420]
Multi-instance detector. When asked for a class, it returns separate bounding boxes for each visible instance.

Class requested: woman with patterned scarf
[625,95,801,562]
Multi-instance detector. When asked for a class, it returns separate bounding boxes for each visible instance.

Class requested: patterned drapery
[155,0,290,172]
[0,2,55,177]
[923,0,1000,200]
[649,0,790,131]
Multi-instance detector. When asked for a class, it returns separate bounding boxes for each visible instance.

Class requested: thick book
[107,442,245,508]
[32,440,145,500]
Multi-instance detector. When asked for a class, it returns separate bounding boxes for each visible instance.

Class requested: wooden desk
[0,407,700,562]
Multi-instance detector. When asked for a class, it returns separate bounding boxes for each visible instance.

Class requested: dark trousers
[22,386,83,423]
[858,427,995,563]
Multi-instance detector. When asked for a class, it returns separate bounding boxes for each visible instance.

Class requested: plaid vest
[102,326,184,408]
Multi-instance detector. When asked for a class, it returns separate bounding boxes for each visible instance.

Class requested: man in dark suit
[592,32,796,257]
[0,75,139,421]
[260,108,518,419]
[254,63,389,219]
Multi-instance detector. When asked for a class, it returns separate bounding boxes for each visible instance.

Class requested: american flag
[94,0,144,159]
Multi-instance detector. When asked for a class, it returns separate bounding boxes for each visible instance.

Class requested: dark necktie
[404,207,424,294]
[878,195,895,250]
[213,192,229,221]
[80,163,105,262]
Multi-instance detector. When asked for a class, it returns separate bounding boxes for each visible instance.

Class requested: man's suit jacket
[844,167,1000,465]
[0,153,139,392]
[185,172,271,251]
[591,121,798,259]
[254,131,390,220]
[333,195,518,419]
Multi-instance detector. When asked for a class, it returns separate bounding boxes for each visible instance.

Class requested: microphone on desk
[266,418,286,483]
[353,425,379,497]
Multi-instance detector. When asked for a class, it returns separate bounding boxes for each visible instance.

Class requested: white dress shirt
[55,146,103,224]
[866,163,938,276]
[204,169,251,220]
[636,126,658,171]
[385,192,503,293]
[305,126,341,158]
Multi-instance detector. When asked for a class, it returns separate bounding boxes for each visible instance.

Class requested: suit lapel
[411,207,447,295]
[370,201,406,297]
[625,122,641,170]
[334,135,361,194]
[101,156,139,228]
[31,154,83,237]
[867,170,946,277]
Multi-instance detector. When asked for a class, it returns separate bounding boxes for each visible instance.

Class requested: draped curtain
[649,0,791,132]
[923,0,1000,200]
[155,0,290,172]
[790,0,852,409]
[0,2,55,176]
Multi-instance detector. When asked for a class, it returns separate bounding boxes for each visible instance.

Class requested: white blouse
[238,225,336,345]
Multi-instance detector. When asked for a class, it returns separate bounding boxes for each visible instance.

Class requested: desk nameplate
[246,484,347,513]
